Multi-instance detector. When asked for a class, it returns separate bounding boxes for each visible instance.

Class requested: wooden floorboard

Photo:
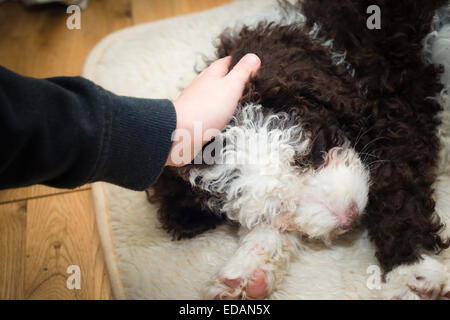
[0,0,231,300]
[0,201,27,299]
[24,191,112,300]
[0,186,90,205]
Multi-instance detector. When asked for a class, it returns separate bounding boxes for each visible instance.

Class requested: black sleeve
[0,66,177,191]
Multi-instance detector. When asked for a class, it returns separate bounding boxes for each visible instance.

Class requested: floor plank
[0,0,232,78]
[0,185,90,205]
[0,201,27,299]
[24,191,112,300]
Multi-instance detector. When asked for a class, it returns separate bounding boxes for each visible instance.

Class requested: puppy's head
[294,147,370,241]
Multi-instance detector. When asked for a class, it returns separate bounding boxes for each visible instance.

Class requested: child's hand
[166,53,261,167]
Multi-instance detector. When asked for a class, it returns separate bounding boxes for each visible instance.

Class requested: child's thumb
[226,53,261,86]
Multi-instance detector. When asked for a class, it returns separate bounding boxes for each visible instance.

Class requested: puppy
[149,0,450,299]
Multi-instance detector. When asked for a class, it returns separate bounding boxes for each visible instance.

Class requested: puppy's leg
[203,226,299,300]
[381,255,450,300]
[148,168,224,240]
[366,178,450,299]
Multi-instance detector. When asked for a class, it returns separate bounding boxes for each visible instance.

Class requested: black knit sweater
[0,66,177,191]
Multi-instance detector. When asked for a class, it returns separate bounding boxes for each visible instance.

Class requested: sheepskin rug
[83,0,450,299]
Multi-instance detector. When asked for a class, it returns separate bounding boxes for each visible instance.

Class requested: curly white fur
[189,104,310,229]
[188,104,369,240]
[295,147,370,241]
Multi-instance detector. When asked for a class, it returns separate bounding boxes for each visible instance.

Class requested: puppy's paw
[381,255,450,300]
[203,240,280,300]
[203,226,295,300]
[204,268,270,300]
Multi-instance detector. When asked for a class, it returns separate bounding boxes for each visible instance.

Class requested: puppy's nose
[338,203,359,229]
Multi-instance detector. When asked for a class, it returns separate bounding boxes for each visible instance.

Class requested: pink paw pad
[215,269,268,299]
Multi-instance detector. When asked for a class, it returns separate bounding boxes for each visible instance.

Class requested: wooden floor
[0,0,231,300]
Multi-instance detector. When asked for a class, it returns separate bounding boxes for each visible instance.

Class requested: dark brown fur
[150,0,449,272]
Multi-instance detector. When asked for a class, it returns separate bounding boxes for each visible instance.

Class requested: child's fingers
[201,56,232,78]
[225,53,261,85]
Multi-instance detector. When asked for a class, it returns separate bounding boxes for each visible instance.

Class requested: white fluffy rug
[83,0,450,299]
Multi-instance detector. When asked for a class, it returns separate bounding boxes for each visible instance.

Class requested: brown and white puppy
[149,0,450,299]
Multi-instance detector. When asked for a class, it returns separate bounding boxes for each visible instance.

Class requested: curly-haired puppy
[149,0,450,299]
